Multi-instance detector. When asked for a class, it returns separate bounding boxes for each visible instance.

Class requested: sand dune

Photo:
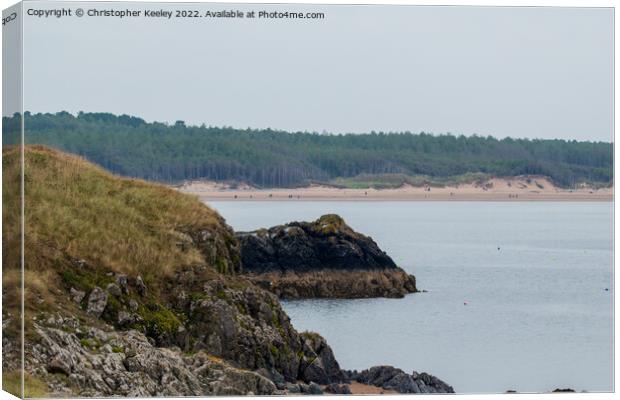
[175,177,612,202]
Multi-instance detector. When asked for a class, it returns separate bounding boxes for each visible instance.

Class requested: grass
[3,371,49,398]
[2,145,240,314]
[137,305,182,338]
[206,354,225,364]
[326,172,492,189]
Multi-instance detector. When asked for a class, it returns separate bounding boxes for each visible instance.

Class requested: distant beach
[175,177,613,202]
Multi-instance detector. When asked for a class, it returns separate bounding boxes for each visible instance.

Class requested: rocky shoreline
[14,313,454,396]
[345,366,454,394]
[5,249,448,397]
[3,147,452,397]
[237,214,418,299]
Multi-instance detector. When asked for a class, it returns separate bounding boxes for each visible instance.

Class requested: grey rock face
[308,382,323,395]
[69,287,86,304]
[115,274,129,294]
[237,214,397,274]
[86,287,108,318]
[116,311,135,326]
[236,215,418,299]
[325,383,352,394]
[286,383,302,393]
[346,365,454,394]
[135,276,147,297]
[106,283,122,297]
[26,317,278,397]
[128,299,139,313]
[168,266,345,385]
[299,332,346,384]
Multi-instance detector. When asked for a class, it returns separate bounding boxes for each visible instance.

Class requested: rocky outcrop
[250,269,417,299]
[86,287,108,318]
[345,366,454,394]
[164,266,346,384]
[237,214,418,298]
[6,239,448,398]
[325,383,352,394]
[25,315,278,397]
[48,262,346,389]
[3,147,452,397]
[237,214,398,274]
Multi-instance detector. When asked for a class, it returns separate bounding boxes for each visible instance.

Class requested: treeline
[2,111,613,188]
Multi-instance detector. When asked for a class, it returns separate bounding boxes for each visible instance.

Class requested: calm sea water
[209,201,613,394]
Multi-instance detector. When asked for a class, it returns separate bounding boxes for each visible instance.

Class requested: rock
[135,276,147,297]
[237,215,418,299]
[299,332,345,384]
[3,150,450,398]
[238,214,397,274]
[47,354,72,375]
[168,266,344,385]
[350,365,453,394]
[70,287,86,304]
[26,319,282,397]
[128,299,139,312]
[384,371,419,393]
[117,311,134,326]
[325,383,351,394]
[106,283,122,297]
[308,382,323,395]
[115,274,129,294]
[208,364,277,395]
[286,383,301,393]
[414,371,453,393]
[86,287,108,318]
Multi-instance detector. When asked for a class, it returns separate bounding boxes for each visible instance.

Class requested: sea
[209,201,613,394]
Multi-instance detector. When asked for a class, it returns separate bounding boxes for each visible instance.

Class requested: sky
[10,2,615,141]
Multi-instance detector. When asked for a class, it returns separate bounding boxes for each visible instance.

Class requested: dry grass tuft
[3,145,236,311]
[2,371,49,398]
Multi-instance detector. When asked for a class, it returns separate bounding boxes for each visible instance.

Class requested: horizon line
[3,110,614,144]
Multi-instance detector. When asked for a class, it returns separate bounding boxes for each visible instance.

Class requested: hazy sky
[16,2,614,141]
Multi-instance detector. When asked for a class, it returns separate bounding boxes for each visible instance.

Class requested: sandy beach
[346,382,398,395]
[175,177,613,202]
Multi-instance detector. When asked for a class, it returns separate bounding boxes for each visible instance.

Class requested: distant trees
[4,111,612,188]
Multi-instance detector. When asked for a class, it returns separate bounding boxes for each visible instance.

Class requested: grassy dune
[2,145,238,314]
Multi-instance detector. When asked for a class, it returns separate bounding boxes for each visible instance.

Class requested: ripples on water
[210,201,613,393]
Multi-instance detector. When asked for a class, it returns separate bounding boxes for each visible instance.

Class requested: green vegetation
[137,305,182,338]
[328,172,492,189]
[301,331,322,342]
[311,214,349,235]
[3,372,49,398]
[3,112,612,188]
[2,145,239,315]
[111,345,124,353]
[80,337,102,351]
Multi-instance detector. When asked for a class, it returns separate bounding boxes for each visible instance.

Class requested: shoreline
[175,176,612,202]
[177,188,613,202]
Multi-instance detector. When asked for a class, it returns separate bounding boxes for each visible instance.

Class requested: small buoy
[497,247,500,251]
[605,288,609,291]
